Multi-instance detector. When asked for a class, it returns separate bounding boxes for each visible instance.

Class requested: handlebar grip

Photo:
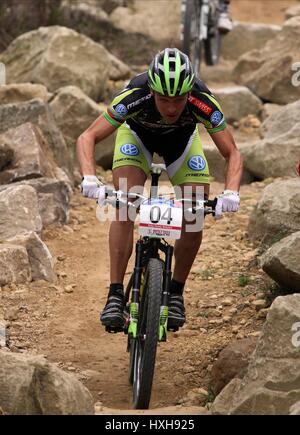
[205,197,218,209]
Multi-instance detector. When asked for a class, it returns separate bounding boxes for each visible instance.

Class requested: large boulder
[0,123,63,184]
[285,4,300,20]
[201,62,235,85]
[6,232,56,282]
[261,103,283,122]
[0,26,111,101]
[59,2,132,81]
[222,22,281,61]
[211,294,300,415]
[0,83,52,104]
[248,179,300,246]
[49,86,102,163]
[107,52,132,81]
[242,137,300,180]
[0,178,72,227]
[0,350,94,415]
[24,178,72,227]
[210,338,257,395]
[260,99,300,140]
[261,232,300,292]
[0,185,42,241]
[109,1,181,42]
[59,0,158,66]
[233,17,300,104]
[0,244,32,286]
[0,99,72,180]
[242,99,300,179]
[211,86,263,122]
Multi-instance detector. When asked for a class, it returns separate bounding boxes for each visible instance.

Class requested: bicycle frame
[125,169,174,342]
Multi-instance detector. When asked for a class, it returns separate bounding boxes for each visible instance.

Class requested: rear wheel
[182,0,202,76]
[132,258,163,409]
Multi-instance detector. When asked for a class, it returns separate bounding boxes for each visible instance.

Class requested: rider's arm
[76,113,117,176]
[209,126,243,191]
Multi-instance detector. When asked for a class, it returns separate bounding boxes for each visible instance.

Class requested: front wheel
[132,258,163,409]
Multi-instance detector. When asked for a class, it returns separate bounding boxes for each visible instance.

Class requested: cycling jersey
[104,72,227,136]
[106,72,227,186]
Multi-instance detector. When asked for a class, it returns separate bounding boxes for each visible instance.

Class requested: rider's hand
[215,190,240,219]
[80,175,106,204]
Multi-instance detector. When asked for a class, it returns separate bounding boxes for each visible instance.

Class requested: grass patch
[238,275,251,287]
[204,388,217,407]
[197,311,209,319]
[197,269,215,280]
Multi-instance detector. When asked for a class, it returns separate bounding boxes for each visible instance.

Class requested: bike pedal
[167,326,179,332]
[105,326,124,334]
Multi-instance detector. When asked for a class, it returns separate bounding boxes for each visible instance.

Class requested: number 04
[150,206,173,225]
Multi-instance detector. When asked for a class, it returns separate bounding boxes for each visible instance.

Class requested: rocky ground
[0,176,279,412]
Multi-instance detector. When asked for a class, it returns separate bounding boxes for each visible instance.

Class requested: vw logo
[115,104,128,117]
[188,155,206,171]
[120,144,139,156]
[210,110,222,124]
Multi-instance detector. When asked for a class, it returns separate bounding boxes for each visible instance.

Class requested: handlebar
[102,188,217,216]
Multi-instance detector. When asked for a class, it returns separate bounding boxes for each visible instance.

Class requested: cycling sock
[108,283,124,298]
[169,279,185,296]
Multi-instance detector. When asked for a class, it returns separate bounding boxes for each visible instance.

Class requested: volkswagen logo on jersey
[121,144,139,156]
[115,104,128,117]
[188,155,206,171]
[210,110,222,125]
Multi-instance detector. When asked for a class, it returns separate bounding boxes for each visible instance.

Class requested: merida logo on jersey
[188,95,212,115]
[188,155,206,171]
[121,144,140,156]
[127,94,152,109]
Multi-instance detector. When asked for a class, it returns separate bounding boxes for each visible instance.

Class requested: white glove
[215,190,240,219]
[80,175,106,205]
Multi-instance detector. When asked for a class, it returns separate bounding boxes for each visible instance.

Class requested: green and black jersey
[104,72,227,136]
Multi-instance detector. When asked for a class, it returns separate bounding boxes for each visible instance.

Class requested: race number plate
[139,199,183,239]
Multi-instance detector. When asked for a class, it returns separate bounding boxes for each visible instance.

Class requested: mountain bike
[102,163,216,409]
[181,0,223,74]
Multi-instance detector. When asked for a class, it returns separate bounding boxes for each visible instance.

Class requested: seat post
[150,172,160,199]
[150,163,166,199]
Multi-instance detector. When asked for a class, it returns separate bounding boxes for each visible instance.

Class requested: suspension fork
[128,240,144,337]
[159,242,174,341]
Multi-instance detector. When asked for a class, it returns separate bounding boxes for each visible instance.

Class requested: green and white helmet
[148,48,195,97]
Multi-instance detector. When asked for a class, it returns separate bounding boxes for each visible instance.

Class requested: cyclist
[77,48,242,331]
